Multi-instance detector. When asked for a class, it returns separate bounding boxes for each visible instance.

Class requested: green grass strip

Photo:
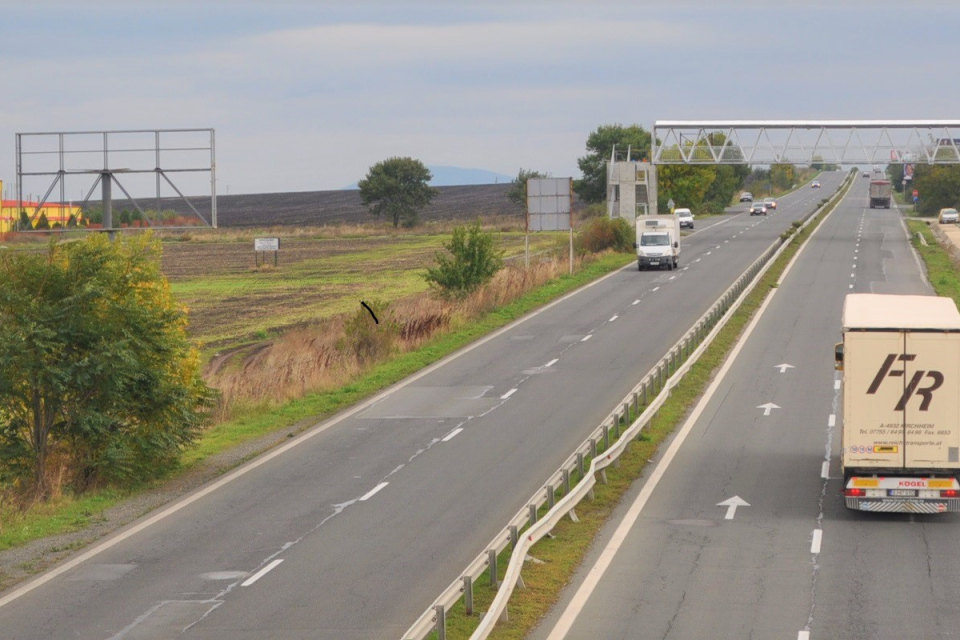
[431,175,855,640]
[0,252,633,553]
[906,220,960,304]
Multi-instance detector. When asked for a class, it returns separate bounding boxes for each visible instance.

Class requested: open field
[107,183,588,228]
[164,230,566,350]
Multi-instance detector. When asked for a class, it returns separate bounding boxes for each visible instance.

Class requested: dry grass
[206,254,575,420]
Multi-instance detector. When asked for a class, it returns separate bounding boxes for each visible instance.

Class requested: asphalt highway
[0,174,845,640]
[532,176,958,640]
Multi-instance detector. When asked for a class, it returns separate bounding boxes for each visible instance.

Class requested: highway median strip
[427,173,854,640]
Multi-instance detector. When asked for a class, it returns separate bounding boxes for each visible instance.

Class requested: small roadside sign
[667,198,675,212]
[255,237,280,267]
[912,189,919,198]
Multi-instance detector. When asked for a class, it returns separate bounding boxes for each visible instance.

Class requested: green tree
[887,163,905,192]
[769,164,796,190]
[0,234,211,497]
[18,210,32,230]
[34,213,50,230]
[358,157,437,228]
[575,124,652,203]
[424,219,504,299]
[506,168,548,209]
[912,165,960,216]
[657,165,716,213]
[119,209,132,225]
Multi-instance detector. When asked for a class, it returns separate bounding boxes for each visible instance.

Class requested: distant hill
[343,165,514,189]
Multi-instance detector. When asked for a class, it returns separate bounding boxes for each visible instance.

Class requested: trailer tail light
[845,488,866,498]
[940,489,959,498]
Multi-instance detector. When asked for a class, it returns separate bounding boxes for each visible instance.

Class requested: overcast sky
[2,1,957,197]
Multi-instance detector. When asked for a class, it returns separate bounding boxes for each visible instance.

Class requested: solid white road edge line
[811,529,823,554]
[441,428,463,442]
[359,482,389,501]
[821,461,830,479]
[828,414,836,427]
[798,631,811,640]
[241,559,284,587]
[543,173,853,640]
[500,388,517,400]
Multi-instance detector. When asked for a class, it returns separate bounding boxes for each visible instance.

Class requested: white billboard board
[254,237,280,252]
[527,178,572,231]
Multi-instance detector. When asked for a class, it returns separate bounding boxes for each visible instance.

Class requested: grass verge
[0,252,633,552]
[430,174,854,640]
[907,220,960,304]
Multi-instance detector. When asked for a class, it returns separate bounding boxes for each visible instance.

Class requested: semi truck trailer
[836,294,960,513]
[869,179,892,208]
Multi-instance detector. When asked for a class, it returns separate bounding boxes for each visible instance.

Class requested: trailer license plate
[889,489,917,497]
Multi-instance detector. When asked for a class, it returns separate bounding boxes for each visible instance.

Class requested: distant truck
[869,179,892,208]
[635,214,680,271]
[836,294,960,513]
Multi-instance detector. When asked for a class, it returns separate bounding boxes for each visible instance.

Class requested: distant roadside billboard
[526,178,572,231]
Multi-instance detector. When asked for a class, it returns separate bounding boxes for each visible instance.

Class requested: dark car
[749,202,768,216]
[739,191,753,202]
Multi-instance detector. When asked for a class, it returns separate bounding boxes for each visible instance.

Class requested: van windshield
[641,235,670,246]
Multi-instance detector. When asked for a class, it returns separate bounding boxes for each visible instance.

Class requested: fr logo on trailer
[867,353,944,411]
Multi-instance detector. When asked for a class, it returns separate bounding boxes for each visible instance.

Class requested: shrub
[339,299,399,365]
[575,217,633,255]
[424,219,504,299]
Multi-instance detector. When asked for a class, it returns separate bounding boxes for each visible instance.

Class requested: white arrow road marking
[717,496,750,520]
[241,559,284,587]
[757,402,780,416]
[774,363,795,373]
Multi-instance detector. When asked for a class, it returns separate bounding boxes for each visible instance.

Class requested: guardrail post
[529,503,538,526]
[562,469,571,495]
[589,438,597,459]
[623,401,630,425]
[576,453,584,479]
[488,550,498,589]
[632,392,639,416]
[435,605,446,640]
[547,484,555,510]
[510,525,518,550]
[463,577,473,616]
[642,381,648,406]
[603,424,610,451]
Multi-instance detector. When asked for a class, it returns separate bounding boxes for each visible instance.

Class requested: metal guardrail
[403,174,854,640]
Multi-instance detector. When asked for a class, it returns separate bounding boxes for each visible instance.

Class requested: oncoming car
[749,202,768,216]
[939,208,960,224]
[811,181,822,188]
[675,208,694,229]
[762,197,778,210]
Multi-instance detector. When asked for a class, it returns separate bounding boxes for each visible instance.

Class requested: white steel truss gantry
[652,120,960,166]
